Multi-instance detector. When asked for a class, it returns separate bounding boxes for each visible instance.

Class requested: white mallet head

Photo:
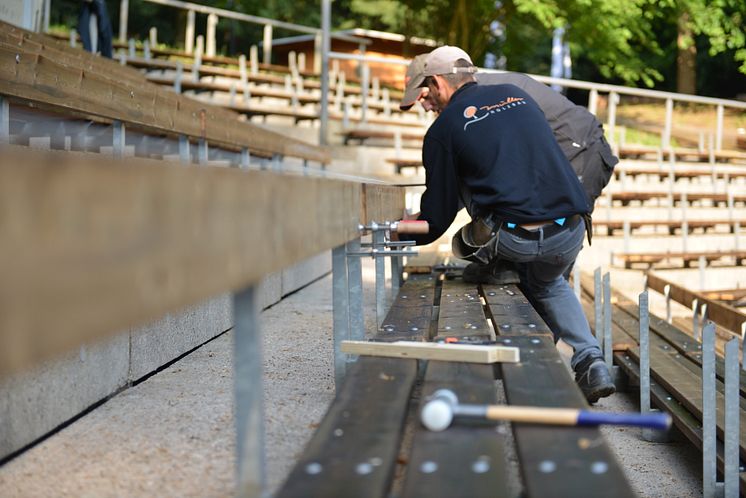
[420,389,458,432]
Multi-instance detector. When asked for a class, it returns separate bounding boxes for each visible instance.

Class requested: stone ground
[2,158,744,497]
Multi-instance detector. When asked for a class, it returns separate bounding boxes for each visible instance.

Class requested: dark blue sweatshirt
[407,82,590,245]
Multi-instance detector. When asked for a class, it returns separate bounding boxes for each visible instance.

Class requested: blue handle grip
[577,410,672,430]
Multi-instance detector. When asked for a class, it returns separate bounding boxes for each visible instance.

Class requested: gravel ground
[0,254,706,497]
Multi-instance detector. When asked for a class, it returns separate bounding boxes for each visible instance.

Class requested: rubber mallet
[420,389,672,432]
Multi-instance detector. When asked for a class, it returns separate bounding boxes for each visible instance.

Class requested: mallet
[420,389,672,432]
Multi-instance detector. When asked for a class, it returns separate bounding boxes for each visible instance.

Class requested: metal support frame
[332,244,350,389]
[240,148,250,170]
[724,338,740,497]
[573,264,581,299]
[639,291,650,413]
[319,0,331,146]
[607,91,618,146]
[233,286,266,498]
[701,321,717,498]
[715,104,724,151]
[346,238,365,343]
[174,62,183,93]
[206,14,218,57]
[374,229,386,328]
[185,9,195,54]
[588,88,598,115]
[664,284,672,323]
[262,24,273,65]
[662,98,674,150]
[0,96,9,144]
[603,272,612,369]
[198,138,208,165]
[360,58,370,124]
[693,298,700,342]
[594,268,602,343]
[179,135,190,164]
[112,120,125,158]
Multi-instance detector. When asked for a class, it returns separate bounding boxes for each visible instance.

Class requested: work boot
[575,355,616,404]
[462,260,520,285]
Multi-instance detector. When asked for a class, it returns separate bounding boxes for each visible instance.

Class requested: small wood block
[341,340,520,364]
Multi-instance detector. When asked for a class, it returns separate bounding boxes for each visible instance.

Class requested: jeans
[78,0,113,58]
[495,217,602,370]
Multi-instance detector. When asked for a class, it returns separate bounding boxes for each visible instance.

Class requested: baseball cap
[422,45,476,77]
[400,54,428,111]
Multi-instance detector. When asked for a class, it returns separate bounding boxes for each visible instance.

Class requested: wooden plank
[361,184,407,225]
[341,340,520,364]
[625,345,746,460]
[436,281,492,339]
[401,361,510,498]
[402,279,508,498]
[275,357,418,498]
[647,271,746,335]
[615,352,746,492]
[0,147,362,377]
[277,279,433,498]
[500,335,635,497]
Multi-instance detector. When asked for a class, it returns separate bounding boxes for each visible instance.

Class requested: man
[398,46,615,403]
[401,55,619,210]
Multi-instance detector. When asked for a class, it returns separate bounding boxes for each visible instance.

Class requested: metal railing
[117,0,368,67]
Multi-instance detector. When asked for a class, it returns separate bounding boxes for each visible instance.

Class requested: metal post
[662,98,673,151]
[347,238,364,342]
[185,9,195,54]
[736,221,741,252]
[0,96,9,144]
[206,14,218,57]
[332,244,350,388]
[128,38,135,58]
[681,192,688,253]
[233,285,266,498]
[112,120,125,158]
[594,268,603,342]
[374,229,386,328]
[607,91,618,147]
[391,253,401,298]
[198,139,208,165]
[262,24,273,64]
[715,104,724,152]
[382,88,391,117]
[240,148,250,170]
[335,71,345,112]
[179,135,190,164]
[573,264,581,300]
[702,321,717,498]
[313,32,322,74]
[70,29,77,48]
[588,88,598,115]
[699,255,706,290]
[250,46,259,75]
[174,62,183,93]
[319,0,331,146]
[724,338,740,497]
[193,36,203,83]
[118,0,129,43]
[664,284,672,323]
[741,323,746,372]
[639,291,650,412]
[708,133,716,165]
[693,298,700,341]
[603,272,612,369]
[149,27,157,47]
[143,40,151,60]
[360,61,370,124]
[298,52,306,72]
[623,220,631,254]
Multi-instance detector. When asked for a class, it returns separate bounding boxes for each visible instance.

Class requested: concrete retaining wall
[0,251,331,460]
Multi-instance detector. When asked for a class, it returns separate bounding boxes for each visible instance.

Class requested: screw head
[420,461,438,474]
[305,462,323,475]
[539,460,556,473]
[591,461,609,474]
[356,462,374,475]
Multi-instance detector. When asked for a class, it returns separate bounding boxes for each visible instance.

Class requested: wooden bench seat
[277,271,635,497]
[593,219,744,236]
[619,145,746,165]
[340,129,425,146]
[607,191,746,207]
[579,273,746,490]
[614,250,746,269]
[613,167,746,182]
[385,158,423,174]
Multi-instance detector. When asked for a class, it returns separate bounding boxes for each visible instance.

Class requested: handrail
[139,0,368,44]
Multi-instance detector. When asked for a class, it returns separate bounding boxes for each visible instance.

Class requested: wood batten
[0,147,363,377]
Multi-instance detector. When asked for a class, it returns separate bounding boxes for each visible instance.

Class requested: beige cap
[422,45,476,76]
[400,54,428,111]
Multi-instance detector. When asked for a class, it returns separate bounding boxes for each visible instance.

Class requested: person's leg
[93,0,113,57]
[518,219,601,369]
[78,2,93,53]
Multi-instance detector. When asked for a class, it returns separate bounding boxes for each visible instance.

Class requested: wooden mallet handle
[395,220,429,234]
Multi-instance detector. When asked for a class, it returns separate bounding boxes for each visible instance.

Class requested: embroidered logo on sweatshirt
[463,97,526,130]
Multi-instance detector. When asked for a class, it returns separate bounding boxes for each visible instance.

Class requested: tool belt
[452,217,500,264]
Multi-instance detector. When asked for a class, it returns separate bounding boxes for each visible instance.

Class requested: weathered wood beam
[0,147,375,377]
